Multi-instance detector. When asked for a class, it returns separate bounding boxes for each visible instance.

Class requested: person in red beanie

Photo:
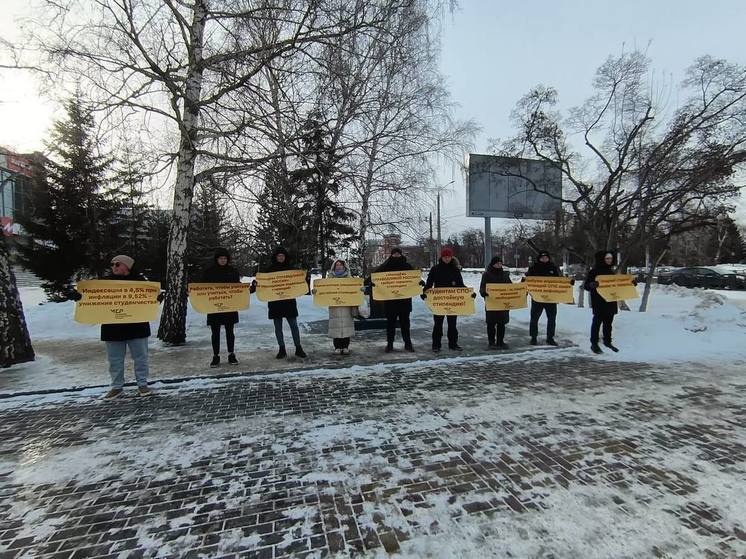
[422,247,471,352]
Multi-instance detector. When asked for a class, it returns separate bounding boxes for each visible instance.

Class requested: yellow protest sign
[485,283,527,311]
[74,279,160,325]
[255,270,308,302]
[525,277,574,304]
[188,283,250,314]
[371,270,423,301]
[596,274,639,302]
[313,277,364,307]
[424,287,476,316]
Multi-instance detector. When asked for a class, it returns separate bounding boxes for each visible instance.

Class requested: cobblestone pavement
[1,354,745,558]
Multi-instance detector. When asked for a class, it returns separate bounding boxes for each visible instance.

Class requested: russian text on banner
[596,274,639,302]
[485,283,528,311]
[313,277,364,307]
[74,280,160,324]
[424,287,476,316]
[371,270,422,300]
[525,277,574,304]
[188,282,251,314]
[255,270,308,302]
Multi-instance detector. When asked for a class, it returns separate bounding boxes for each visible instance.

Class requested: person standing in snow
[524,250,563,346]
[202,247,252,368]
[583,250,633,354]
[422,247,472,352]
[367,247,422,353]
[317,259,357,354]
[258,247,307,359]
[479,256,512,349]
[72,254,161,399]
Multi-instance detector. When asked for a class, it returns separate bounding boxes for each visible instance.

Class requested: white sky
[2,0,746,231]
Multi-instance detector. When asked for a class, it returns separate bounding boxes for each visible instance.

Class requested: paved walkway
[1,354,745,558]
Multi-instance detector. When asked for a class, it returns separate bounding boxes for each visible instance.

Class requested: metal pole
[484,217,492,267]
[429,212,433,266]
[436,193,441,257]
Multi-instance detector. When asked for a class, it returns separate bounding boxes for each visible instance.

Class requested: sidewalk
[1,351,744,558]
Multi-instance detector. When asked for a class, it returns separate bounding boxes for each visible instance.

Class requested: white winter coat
[326,265,357,339]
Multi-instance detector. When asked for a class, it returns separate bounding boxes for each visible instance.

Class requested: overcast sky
[2,0,745,232]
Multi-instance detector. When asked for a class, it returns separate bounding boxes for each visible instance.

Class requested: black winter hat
[390,247,403,256]
[537,250,551,259]
[488,256,503,269]
[273,246,289,260]
[214,247,230,263]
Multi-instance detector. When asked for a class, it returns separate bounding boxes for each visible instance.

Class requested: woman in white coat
[326,259,357,354]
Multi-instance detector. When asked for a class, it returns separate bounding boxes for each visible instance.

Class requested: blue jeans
[273,317,301,348]
[105,337,149,389]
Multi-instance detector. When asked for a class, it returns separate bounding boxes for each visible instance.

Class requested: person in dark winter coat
[261,247,306,359]
[422,247,467,352]
[479,256,512,349]
[202,247,249,368]
[369,247,421,353]
[73,254,160,399]
[584,250,623,354]
[525,250,562,346]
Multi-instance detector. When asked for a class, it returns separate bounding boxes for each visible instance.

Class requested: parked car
[656,266,746,289]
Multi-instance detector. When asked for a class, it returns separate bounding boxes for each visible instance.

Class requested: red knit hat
[441,247,453,258]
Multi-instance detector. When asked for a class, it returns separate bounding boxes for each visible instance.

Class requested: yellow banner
[371,270,423,301]
[424,287,476,316]
[188,283,250,314]
[74,279,160,325]
[485,283,527,311]
[525,277,574,304]
[255,270,308,302]
[313,277,364,307]
[596,274,639,302]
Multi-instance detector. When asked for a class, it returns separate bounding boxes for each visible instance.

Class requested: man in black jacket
[261,247,306,359]
[584,250,624,354]
[423,247,467,352]
[525,250,561,346]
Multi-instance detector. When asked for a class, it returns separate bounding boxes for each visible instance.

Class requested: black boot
[591,343,603,354]
[276,346,287,359]
[228,353,238,365]
[404,343,415,352]
[210,355,220,368]
[530,337,538,345]
[603,342,619,352]
[449,344,463,351]
[385,343,394,353]
[546,338,558,346]
[295,346,307,358]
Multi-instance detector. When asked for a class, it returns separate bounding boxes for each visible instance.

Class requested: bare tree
[0,231,34,368]
[495,51,746,294]
[25,0,403,343]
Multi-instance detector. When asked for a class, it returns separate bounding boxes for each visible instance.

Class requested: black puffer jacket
[584,250,618,316]
[202,247,241,326]
[480,257,512,325]
[526,250,561,277]
[424,258,465,290]
[373,254,415,315]
[264,247,299,320]
[100,272,152,342]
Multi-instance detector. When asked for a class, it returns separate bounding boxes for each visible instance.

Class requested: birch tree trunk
[157,1,206,344]
[0,236,35,367]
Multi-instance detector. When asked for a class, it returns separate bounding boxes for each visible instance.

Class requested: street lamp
[435,180,455,258]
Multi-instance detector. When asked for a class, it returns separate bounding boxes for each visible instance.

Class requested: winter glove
[69,290,83,302]
[420,293,427,300]
[311,288,317,295]
[419,280,426,286]
[249,284,256,294]
[156,291,165,303]
[632,279,638,286]
[359,287,366,293]
[520,277,526,282]
[470,292,477,299]
[570,279,576,286]
[480,291,488,298]
[369,281,376,287]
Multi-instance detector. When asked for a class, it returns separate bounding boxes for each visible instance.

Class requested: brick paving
[1,355,745,558]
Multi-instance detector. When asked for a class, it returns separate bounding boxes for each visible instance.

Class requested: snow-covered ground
[3,274,746,394]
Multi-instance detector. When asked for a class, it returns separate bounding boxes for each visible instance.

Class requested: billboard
[466,154,562,219]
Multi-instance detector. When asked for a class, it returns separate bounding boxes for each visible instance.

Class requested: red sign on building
[1,217,13,237]
[5,152,34,178]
